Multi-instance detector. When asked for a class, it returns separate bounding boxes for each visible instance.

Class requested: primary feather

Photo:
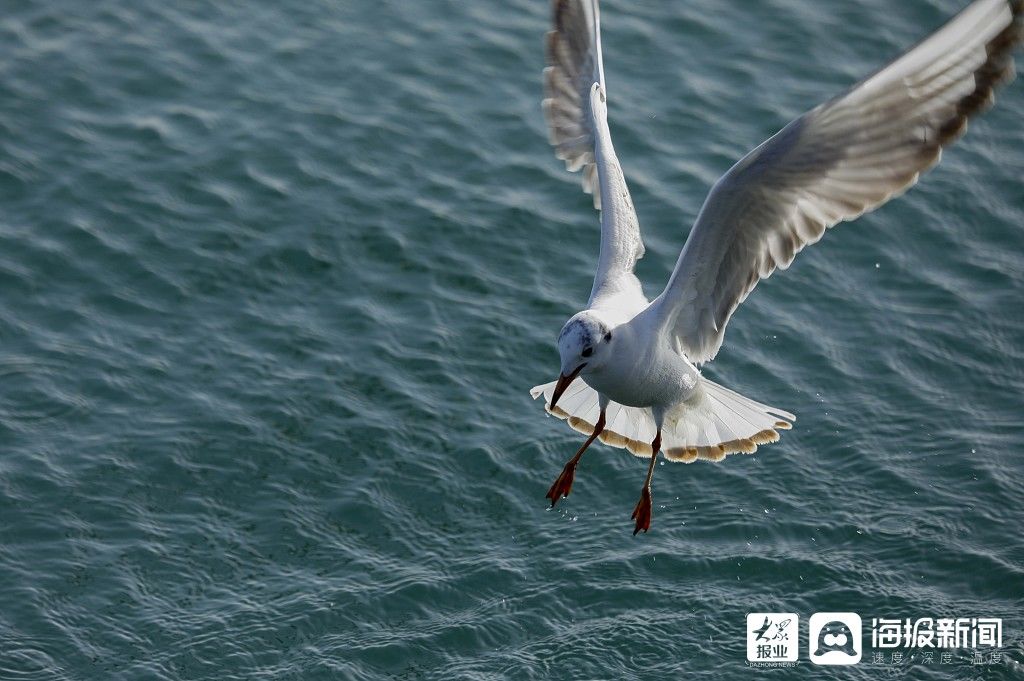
[543,0,604,206]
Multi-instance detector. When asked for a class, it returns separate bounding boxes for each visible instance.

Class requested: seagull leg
[546,409,606,507]
[631,429,662,535]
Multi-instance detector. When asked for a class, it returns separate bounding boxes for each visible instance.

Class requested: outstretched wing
[650,0,1022,363]
[543,0,606,207]
[544,0,647,312]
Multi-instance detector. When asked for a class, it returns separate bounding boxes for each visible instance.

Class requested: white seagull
[531,0,1023,534]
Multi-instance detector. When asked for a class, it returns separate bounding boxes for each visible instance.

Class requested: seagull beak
[549,364,586,411]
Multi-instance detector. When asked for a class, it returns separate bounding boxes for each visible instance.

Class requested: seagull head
[549,311,613,410]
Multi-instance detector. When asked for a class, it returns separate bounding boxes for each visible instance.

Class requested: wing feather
[543,0,604,206]
[652,0,1022,363]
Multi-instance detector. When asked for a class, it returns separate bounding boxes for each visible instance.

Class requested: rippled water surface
[2,0,1023,678]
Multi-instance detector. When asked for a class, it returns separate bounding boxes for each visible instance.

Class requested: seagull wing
[649,0,1022,363]
[543,0,606,207]
[544,0,647,312]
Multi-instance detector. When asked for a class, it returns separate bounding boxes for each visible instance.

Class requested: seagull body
[531,0,1023,534]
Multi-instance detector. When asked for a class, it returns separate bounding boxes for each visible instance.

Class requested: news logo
[809,612,862,665]
[746,613,799,663]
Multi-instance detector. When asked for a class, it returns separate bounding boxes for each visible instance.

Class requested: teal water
[2,0,1023,678]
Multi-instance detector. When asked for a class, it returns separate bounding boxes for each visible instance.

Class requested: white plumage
[533,0,1023,533]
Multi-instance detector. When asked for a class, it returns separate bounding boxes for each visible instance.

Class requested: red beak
[549,363,586,411]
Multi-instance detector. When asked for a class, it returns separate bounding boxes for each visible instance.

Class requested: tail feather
[530,377,794,463]
[662,379,793,463]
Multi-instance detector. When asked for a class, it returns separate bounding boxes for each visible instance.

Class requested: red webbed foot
[631,487,653,535]
[546,458,579,507]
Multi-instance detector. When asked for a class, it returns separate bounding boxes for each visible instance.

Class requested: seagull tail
[530,377,794,463]
[659,378,794,463]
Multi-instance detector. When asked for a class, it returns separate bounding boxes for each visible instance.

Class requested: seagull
[530,0,1023,534]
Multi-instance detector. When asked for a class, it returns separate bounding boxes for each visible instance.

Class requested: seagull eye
[604,332,612,342]
[581,347,593,358]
